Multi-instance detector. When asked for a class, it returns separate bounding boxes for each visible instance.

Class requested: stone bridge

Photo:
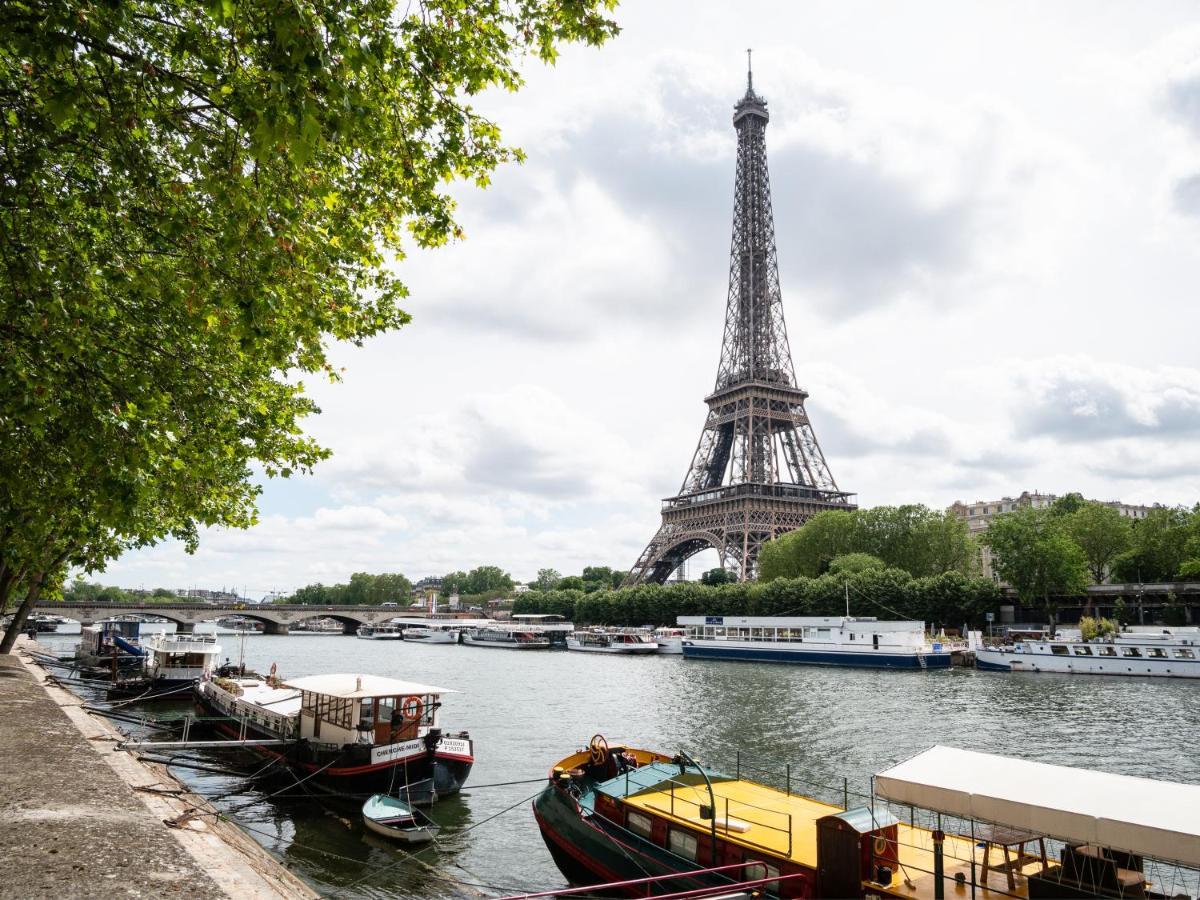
[29,602,405,635]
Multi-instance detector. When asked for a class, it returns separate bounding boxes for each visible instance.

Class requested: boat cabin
[144,633,221,681]
[679,615,932,651]
[283,674,455,747]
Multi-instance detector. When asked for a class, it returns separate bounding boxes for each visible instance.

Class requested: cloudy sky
[104,1,1200,595]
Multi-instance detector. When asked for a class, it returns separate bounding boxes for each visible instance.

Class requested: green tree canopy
[1066,503,1132,584]
[464,566,513,596]
[1110,506,1193,583]
[982,506,1088,623]
[533,568,562,591]
[0,1,619,649]
[758,505,975,581]
[700,567,737,585]
[828,553,886,576]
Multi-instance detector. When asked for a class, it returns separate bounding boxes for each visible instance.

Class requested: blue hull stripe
[682,645,951,669]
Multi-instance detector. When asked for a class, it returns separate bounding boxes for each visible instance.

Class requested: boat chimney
[356,676,362,692]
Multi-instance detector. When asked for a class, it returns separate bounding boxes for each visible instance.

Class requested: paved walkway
[0,640,313,899]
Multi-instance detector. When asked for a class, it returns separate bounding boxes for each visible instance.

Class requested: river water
[39,625,1200,898]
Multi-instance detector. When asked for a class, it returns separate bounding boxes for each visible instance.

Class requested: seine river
[40,625,1200,898]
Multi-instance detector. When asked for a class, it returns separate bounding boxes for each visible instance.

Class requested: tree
[828,553,886,576]
[1066,503,1132,585]
[759,510,857,580]
[464,566,513,596]
[1110,507,1192,583]
[982,507,1088,625]
[0,1,619,651]
[557,576,585,591]
[1049,493,1087,517]
[701,568,736,586]
[441,572,468,597]
[534,569,562,591]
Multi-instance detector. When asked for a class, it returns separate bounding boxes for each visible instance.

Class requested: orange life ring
[873,833,889,856]
[401,695,424,721]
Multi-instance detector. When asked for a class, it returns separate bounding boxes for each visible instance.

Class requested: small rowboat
[361,794,440,843]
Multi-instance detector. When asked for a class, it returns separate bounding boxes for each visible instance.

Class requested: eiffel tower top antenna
[746,48,753,93]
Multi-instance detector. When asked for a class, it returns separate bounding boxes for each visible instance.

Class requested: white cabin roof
[875,746,1200,867]
[678,615,924,632]
[282,673,457,699]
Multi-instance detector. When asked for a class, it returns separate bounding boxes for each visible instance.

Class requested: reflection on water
[38,626,1200,898]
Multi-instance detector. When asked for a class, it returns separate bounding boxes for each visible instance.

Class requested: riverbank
[0,637,317,900]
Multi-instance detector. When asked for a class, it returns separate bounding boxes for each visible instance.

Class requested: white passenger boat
[356,623,404,640]
[974,628,1200,678]
[652,626,686,655]
[397,620,465,644]
[566,628,659,654]
[679,615,951,669]
[143,632,223,684]
[510,614,574,648]
[461,625,550,649]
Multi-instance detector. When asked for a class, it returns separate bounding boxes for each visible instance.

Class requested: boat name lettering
[370,739,423,765]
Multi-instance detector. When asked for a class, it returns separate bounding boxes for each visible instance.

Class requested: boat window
[745,861,781,893]
[377,696,396,723]
[1072,646,1092,656]
[1174,648,1195,659]
[626,810,653,840]
[1050,645,1069,656]
[751,628,764,640]
[817,628,831,639]
[1121,647,1142,658]
[1147,648,1167,659]
[668,828,698,861]
[1097,647,1116,657]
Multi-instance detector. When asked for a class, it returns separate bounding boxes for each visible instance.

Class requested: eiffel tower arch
[625,59,856,586]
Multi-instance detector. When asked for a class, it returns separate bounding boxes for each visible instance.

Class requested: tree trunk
[0,571,46,654]
[0,566,17,620]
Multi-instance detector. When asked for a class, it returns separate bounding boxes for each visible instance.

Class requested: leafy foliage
[285,571,411,605]
[759,506,976,581]
[1065,503,1132,584]
[514,568,1001,628]
[1110,507,1194,583]
[700,567,736,585]
[981,506,1088,622]
[0,1,619,648]
[1078,615,1117,641]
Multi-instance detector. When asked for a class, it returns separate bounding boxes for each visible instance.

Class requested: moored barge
[194,672,473,802]
[533,738,1200,898]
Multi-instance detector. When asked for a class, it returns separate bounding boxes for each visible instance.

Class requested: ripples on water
[40,627,1200,898]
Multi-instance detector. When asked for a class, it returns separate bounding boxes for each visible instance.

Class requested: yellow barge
[532,739,1200,899]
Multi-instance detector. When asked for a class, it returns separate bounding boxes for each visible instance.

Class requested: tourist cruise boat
[510,613,574,648]
[973,628,1200,678]
[461,624,551,649]
[653,626,686,655]
[356,623,404,640]
[193,672,473,800]
[397,620,462,644]
[566,628,659,654]
[679,616,950,669]
[534,739,1200,899]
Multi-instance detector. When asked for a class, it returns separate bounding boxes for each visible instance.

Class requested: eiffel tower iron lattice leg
[625,59,855,586]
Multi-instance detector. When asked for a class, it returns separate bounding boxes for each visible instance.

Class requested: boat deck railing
[636,771,795,858]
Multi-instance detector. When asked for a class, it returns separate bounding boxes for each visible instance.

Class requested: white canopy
[875,746,1200,867]
[283,673,457,699]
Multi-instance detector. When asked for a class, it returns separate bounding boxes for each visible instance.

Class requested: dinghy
[361,794,440,843]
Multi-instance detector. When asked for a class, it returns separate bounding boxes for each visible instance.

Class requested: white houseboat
[397,619,478,644]
[356,623,404,640]
[974,627,1200,678]
[679,615,950,669]
[566,628,659,654]
[194,672,473,801]
[461,625,551,649]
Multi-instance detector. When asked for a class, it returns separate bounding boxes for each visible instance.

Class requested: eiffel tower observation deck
[625,58,856,585]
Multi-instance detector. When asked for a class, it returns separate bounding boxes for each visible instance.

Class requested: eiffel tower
[624,58,856,585]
